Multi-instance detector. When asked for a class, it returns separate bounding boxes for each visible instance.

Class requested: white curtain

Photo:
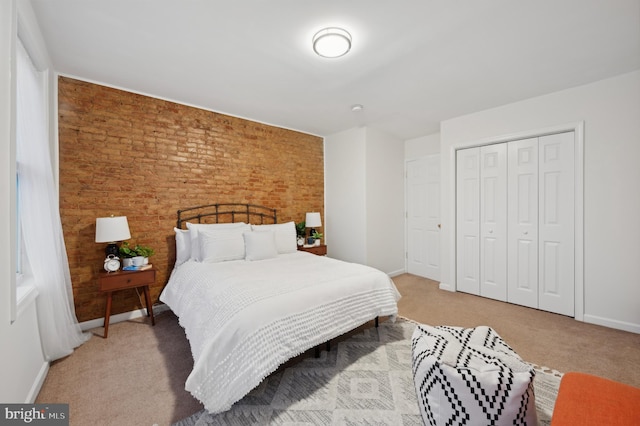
[16,40,90,361]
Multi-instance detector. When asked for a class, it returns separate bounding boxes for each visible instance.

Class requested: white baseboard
[583,314,640,334]
[26,361,49,403]
[438,281,455,292]
[388,268,406,278]
[79,304,171,332]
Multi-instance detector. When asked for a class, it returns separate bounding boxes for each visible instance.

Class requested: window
[15,37,46,296]
[13,20,88,356]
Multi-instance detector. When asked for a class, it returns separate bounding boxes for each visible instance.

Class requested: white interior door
[406,155,440,280]
[507,137,539,308]
[480,144,507,301]
[456,148,480,295]
[456,131,577,317]
[538,132,575,316]
[424,155,441,280]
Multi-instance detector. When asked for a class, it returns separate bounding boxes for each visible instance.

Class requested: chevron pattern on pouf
[411,324,537,426]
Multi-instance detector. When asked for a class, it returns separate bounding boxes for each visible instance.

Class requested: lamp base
[105,243,119,257]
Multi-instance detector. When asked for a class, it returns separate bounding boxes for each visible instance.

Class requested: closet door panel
[480,144,507,301]
[456,148,480,295]
[507,138,539,308]
[538,132,575,316]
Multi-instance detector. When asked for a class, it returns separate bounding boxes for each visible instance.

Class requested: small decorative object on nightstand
[103,254,121,272]
[298,244,327,256]
[98,267,156,338]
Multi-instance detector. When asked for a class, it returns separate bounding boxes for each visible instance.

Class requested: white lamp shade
[95,216,131,243]
[305,212,322,228]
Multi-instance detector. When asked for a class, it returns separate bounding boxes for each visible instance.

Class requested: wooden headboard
[177,203,277,229]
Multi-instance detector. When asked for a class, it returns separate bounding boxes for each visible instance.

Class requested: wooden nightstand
[98,267,156,338]
[298,244,327,256]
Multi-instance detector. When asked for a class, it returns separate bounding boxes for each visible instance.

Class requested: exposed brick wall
[58,76,324,322]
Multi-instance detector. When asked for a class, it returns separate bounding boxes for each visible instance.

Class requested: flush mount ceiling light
[312,27,352,58]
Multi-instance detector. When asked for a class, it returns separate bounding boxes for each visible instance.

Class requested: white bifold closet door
[457,132,575,316]
[456,144,508,301]
[456,148,481,295]
[537,132,575,316]
[480,144,507,301]
[507,137,539,308]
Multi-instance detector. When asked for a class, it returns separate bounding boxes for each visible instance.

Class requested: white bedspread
[160,252,401,415]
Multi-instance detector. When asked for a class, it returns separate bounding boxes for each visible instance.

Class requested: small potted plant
[295,221,306,246]
[311,231,323,247]
[134,244,155,265]
[119,241,138,267]
[119,242,155,266]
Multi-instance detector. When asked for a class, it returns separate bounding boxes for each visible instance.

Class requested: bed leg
[375,316,379,328]
[314,341,330,358]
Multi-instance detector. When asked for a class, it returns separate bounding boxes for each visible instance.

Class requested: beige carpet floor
[394,274,640,387]
[35,274,640,425]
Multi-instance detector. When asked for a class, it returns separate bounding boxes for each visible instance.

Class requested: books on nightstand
[122,264,152,271]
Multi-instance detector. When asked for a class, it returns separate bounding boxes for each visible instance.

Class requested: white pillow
[174,227,191,266]
[186,222,247,261]
[243,230,278,261]
[198,224,250,263]
[251,221,297,254]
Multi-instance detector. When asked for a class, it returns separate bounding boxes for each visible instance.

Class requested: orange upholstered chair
[551,372,640,425]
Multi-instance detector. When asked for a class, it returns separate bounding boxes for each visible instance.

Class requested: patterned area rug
[174,318,562,426]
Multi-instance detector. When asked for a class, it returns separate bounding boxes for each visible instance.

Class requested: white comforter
[160,251,401,414]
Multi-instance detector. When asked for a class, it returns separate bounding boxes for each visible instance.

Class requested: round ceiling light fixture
[312,27,352,58]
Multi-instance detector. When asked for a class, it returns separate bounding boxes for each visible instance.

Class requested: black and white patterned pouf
[411,324,537,426]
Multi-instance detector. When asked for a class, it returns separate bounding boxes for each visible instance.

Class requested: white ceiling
[29,0,640,140]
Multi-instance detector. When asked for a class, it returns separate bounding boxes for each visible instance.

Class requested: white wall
[405,132,440,159]
[365,127,405,276]
[440,70,640,333]
[324,127,367,264]
[325,126,405,275]
[0,0,49,403]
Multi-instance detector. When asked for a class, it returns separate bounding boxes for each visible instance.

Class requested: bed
[160,203,401,414]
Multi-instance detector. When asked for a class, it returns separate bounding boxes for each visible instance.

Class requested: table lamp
[95,216,131,257]
[305,212,322,237]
